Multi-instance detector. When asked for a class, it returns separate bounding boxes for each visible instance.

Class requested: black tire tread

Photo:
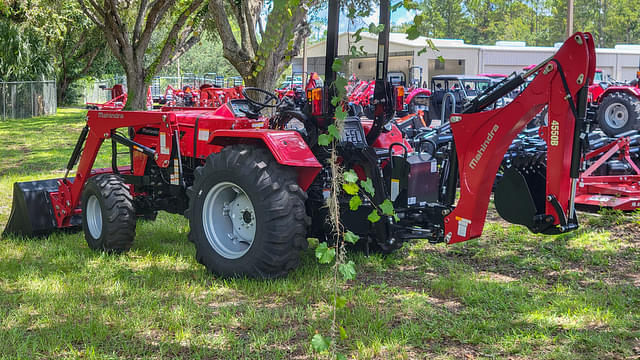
[82,174,136,252]
[597,92,640,136]
[186,145,309,278]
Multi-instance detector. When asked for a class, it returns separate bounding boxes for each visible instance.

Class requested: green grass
[1,108,639,359]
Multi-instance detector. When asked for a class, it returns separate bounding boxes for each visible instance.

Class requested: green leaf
[337,354,347,360]
[334,77,348,97]
[437,55,445,63]
[417,46,428,56]
[368,210,381,223]
[331,58,343,72]
[339,326,348,340]
[360,178,375,196]
[353,27,365,42]
[349,195,362,211]
[368,23,385,35]
[328,124,340,140]
[315,242,335,264]
[339,261,356,280]
[343,169,358,183]
[344,230,360,244]
[406,26,420,40]
[311,333,330,352]
[380,199,394,216]
[426,38,439,52]
[318,134,332,146]
[331,96,341,107]
[335,105,348,122]
[403,0,419,10]
[342,182,359,195]
[333,295,347,308]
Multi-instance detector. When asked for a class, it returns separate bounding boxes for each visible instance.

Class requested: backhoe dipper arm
[443,33,596,244]
[51,111,177,227]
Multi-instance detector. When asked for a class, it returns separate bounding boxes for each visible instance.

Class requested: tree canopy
[394,0,640,47]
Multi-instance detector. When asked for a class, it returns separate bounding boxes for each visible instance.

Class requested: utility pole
[567,0,574,38]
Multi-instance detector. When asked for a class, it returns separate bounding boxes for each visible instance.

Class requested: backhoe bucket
[3,179,78,237]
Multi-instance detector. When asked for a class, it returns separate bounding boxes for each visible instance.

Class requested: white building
[294,32,640,84]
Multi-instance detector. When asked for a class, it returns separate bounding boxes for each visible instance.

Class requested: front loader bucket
[3,179,79,237]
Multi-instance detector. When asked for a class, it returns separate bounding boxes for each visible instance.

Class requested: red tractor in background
[85,84,127,110]
[525,64,640,135]
[86,84,153,110]
[405,66,431,113]
[588,68,640,136]
[4,0,596,279]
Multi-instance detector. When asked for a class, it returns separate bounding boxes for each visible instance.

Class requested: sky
[309,6,417,40]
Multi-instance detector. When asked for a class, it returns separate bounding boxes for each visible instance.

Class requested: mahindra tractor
[86,84,153,111]
[4,0,596,279]
[587,68,640,136]
[405,66,431,114]
[85,84,127,111]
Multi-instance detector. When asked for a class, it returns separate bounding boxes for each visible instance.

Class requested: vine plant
[309,2,436,357]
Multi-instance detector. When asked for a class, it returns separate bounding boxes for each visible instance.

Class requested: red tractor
[85,84,127,111]
[587,69,640,136]
[405,66,431,113]
[4,0,596,279]
[86,84,153,110]
[525,65,640,135]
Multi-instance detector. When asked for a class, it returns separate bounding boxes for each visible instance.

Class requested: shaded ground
[0,109,638,359]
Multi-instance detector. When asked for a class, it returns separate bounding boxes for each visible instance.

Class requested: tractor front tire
[81,174,136,253]
[597,92,640,136]
[186,145,309,278]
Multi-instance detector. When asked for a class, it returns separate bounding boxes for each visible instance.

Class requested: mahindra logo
[469,124,499,170]
[98,112,124,119]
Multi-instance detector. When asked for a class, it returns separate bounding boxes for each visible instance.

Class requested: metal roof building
[294,32,640,84]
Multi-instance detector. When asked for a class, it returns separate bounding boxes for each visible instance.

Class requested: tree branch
[146,0,205,75]
[137,0,174,51]
[133,0,149,44]
[208,0,252,73]
[76,0,105,27]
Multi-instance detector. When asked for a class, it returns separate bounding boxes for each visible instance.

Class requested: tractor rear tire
[186,145,309,278]
[81,174,136,253]
[597,92,640,136]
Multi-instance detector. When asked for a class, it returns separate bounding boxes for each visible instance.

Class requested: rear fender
[597,86,640,103]
[209,129,322,190]
[405,88,432,104]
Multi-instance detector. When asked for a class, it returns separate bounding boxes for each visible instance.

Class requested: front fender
[209,129,321,190]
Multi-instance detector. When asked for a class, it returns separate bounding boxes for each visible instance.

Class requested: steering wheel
[242,87,281,109]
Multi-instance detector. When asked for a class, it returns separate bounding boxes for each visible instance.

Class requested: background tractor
[587,68,640,136]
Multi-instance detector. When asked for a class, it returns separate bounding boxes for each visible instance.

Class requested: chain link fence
[80,77,127,105]
[0,80,57,120]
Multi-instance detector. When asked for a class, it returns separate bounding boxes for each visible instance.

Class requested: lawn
[0,108,639,359]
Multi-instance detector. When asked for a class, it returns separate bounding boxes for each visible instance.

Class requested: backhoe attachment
[443,32,596,243]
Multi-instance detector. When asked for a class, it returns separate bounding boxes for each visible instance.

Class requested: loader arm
[444,33,596,244]
[50,112,177,228]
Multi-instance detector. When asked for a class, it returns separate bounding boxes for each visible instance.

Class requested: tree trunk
[57,77,70,105]
[124,68,148,111]
[243,65,278,95]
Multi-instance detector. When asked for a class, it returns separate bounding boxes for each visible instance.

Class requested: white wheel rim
[604,103,628,129]
[86,195,102,239]
[202,181,256,259]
